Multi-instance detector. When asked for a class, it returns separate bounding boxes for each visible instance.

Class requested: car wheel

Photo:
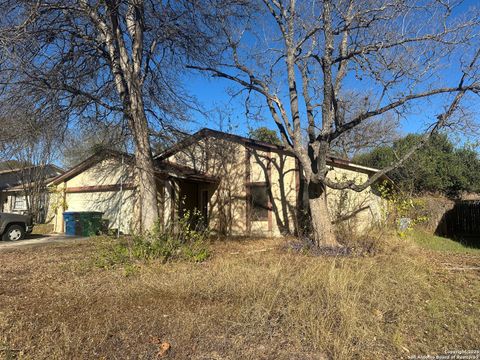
[2,225,25,241]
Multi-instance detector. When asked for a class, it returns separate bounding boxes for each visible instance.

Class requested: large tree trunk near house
[308,181,339,247]
[129,92,159,232]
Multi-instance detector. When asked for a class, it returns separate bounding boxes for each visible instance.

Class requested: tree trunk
[308,181,339,247]
[129,90,159,233]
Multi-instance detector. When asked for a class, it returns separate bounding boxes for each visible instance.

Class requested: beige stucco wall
[166,138,299,237]
[65,158,134,188]
[50,158,138,234]
[50,182,65,232]
[166,137,384,237]
[326,165,384,233]
[249,148,298,236]
[168,138,248,236]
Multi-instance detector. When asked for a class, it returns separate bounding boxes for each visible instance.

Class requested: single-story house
[48,128,387,236]
[0,163,64,222]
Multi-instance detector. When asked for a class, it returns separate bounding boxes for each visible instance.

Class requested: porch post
[267,150,273,233]
[164,179,176,229]
[245,144,251,235]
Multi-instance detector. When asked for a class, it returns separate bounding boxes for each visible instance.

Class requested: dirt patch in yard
[0,236,479,359]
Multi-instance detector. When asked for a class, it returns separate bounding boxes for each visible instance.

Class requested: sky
[185,58,479,146]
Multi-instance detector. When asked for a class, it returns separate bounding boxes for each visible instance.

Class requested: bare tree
[0,0,233,231]
[61,122,129,168]
[330,97,400,159]
[190,0,480,246]
[0,102,62,222]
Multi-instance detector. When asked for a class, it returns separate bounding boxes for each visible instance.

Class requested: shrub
[95,210,210,269]
[377,181,428,236]
[331,181,429,253]
[355,133,480,196]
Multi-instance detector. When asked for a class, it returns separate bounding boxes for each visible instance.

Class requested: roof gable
[51,148,218,186]
[156,128,382,176]
[50,150,132,186]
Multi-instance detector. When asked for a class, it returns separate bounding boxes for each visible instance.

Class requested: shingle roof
[0,161,31,173]
[0,164,64,190]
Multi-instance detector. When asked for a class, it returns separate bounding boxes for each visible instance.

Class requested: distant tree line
[355,134,480,197]
[249,127,480,197]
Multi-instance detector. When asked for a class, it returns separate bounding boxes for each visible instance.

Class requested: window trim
[13,194,27,211]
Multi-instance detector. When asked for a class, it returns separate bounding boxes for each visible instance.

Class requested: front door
[179,181,198,218]
[178,181,210,229]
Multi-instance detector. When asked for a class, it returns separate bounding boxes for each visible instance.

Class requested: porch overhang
[154,160,219,184]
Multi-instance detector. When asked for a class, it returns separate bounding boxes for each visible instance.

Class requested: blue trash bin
[63,212,77,235]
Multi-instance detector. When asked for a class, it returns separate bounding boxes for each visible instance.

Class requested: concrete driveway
[0,234,87,250]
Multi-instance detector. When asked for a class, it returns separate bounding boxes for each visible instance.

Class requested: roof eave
[49,150,133,186]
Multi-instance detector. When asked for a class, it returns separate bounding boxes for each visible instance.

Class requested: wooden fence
[443,200,480,243]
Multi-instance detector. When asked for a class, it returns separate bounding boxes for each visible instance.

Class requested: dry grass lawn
[0,234,479,359]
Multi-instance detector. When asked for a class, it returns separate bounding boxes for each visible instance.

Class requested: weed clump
[95,210,210,269]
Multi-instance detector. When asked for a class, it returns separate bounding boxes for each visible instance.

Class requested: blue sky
[185,59,479,146]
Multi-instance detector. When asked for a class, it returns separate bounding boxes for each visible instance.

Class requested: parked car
[0,213,34,241]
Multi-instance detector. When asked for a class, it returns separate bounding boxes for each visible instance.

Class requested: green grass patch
[409,230,480,254]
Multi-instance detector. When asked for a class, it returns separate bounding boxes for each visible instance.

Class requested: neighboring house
[0,164,64,222]
[48,128,387,237]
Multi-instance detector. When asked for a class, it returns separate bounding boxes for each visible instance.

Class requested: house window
[249,184,269,221]
[13,195,27,211]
